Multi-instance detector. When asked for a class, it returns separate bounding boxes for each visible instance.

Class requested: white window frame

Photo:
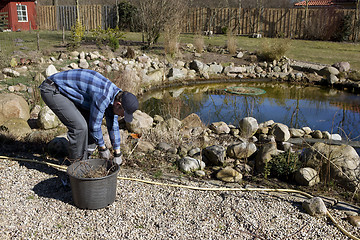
[16,4,28,22]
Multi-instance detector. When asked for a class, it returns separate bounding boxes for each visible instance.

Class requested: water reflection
[140,81,360,140]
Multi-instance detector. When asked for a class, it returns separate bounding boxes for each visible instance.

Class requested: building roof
[294,0,355,7]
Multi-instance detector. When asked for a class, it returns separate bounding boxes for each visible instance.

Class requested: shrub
[116,1,139,31]
[258,38,290,61]
[68,20,85,50]
[91,27,125,51]
[267,151,301,180]
[332,14,352,42]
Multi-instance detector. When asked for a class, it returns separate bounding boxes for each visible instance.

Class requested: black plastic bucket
[67,159,120,209]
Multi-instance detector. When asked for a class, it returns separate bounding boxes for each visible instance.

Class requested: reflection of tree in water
[141,82,360,138]
[329,101,360,140]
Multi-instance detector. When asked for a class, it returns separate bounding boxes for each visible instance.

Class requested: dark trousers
[39,80,96,160]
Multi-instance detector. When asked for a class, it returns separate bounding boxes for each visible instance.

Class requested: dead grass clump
[193,34,205,53]
[226,33,237,55]
[109,68,140,95]
[163,29,180,57]
[258,38,291,61]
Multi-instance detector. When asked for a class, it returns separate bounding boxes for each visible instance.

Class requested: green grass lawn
[1,31,360,70]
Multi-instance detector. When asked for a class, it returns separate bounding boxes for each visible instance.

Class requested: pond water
[140,81,360,141]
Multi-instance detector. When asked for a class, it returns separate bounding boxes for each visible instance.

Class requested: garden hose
[0,155,359,240]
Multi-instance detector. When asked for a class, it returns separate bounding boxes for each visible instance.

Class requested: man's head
[113,91,139,122]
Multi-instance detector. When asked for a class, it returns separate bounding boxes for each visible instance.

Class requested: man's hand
[99,147,111,160]
[113,152,122,165]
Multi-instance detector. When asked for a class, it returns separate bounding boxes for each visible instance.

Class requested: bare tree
[134,0,187,46]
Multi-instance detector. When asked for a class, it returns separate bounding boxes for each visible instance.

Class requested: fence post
[54,0,59,30]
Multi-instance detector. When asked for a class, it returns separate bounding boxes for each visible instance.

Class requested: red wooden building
[295,0,357,8]
[0,0,37,31]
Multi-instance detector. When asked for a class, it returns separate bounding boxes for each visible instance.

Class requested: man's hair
[115,91,124,103]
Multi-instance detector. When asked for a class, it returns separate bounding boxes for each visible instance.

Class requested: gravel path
[1,159,359,240]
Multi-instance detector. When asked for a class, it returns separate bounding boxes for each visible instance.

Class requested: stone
[327,74,339,84]
[322,131,331,139]
[195,170,206,177]
[302,127,312,135]
[69,62,79,69]
[202,145,226,166]
[37,106,61,130]
[166,117,182,131]
[189,60,204,72]
[330,134,342,141]
[319,66,339,77]
[271,123,290,142]
[347,216,360,227]
[0,93,30,124]
[332,62,350,72]
[126,110,154,134]
[45,64,58,77]
[239,117,258,138]
[302,142,360,190]
[79,59,89,69]
[0,118,32,138]
[289,128,305,138]
[79,51,86,59]
[47,134,69,157]
[295,167,320,187]
[188,147,201,157]
[181,113,204,129]
[255,141,277,173]
[209,121,230,134]
[236,52,244,58]
[311,130,323,139]
[136,140,155,152]
[208,64,223,74]
[227,139,257,159]
[216,167,242,183]
[157,142,177,154]
[168,68,187,81]
[70,51,79,57]
[2,68,20,77]
[302,197,327,217]
[223,66,247,74]
[177,156,205,173]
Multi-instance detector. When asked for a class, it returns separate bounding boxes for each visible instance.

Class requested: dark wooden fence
[36,5,359,40]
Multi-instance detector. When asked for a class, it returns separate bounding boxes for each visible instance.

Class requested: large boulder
[37,106,62,130]
[0,118,32,138]
[227,139,257,159]
[126,110,154,134]
[181,113,204,129]
[47,134,69,157]
[295,167,320,187]
[209,121,230,134]
[239,117,258,138]
[255,141,278,173]
[301,142,360,190]
[177,157,205,173]
[0,93,30,124]
[271,123,290,142]
[216,167,242,183]
[302,197,327,217]
[202,145,226,166]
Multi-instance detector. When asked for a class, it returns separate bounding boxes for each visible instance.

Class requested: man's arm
[105,107,121,153]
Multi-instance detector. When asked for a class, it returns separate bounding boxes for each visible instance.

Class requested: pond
[140,81,360,141]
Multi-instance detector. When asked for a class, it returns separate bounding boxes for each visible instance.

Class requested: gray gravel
[0,159,359,240]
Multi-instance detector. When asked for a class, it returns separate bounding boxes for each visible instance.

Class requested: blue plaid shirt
[48,69,121,150]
